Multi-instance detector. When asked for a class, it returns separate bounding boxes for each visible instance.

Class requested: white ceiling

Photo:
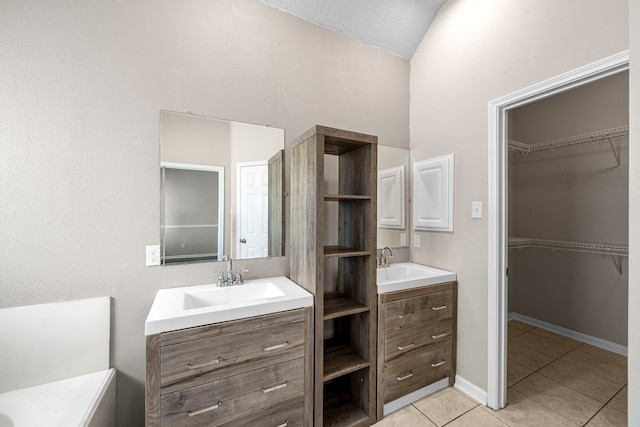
[257,0,447,60]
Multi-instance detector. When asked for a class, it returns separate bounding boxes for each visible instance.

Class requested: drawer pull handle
[397,314,404,319]
[431,332,448,339]
[262,342,288,352]
[396,372,414,381]
[275,421,288,427]
[187,401,221,417]
[187,357,222,370]
[397,343,415,351]
[431,305,448,311]
[261,381,288,393]
[431,360,446,368]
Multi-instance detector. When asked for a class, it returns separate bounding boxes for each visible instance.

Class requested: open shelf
[323,391,368,427]
[324,292,369,320]
[324,341,370,382]
[323,369,371,427]
[324,246,370,258]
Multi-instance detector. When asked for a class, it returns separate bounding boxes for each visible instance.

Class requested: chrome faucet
[212,253,248,286]
[380,247,393,268]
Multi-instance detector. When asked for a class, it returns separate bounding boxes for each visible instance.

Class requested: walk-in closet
[506,71,629,397]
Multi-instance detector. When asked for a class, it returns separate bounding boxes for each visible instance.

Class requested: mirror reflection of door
[161,163,225,264]
[237,162,268,259]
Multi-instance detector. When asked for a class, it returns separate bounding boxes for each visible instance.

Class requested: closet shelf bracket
[606,136,621,167]
[611,255,623,276]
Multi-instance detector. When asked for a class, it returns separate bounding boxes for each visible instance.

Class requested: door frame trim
[486,50,629,410]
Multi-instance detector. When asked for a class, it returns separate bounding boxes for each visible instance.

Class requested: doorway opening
[487,51,629,410]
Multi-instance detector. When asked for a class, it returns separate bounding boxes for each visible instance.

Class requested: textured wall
[410,0,628,391]
[0,1,409,425]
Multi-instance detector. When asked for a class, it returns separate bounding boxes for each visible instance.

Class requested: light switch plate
[472,201,483,218]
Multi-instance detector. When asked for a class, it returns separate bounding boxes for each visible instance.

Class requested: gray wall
[409,0,629,391]
[0,1,409,425]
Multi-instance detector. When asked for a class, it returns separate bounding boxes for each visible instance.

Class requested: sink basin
[377,262,456,293]
[145,276,313,335]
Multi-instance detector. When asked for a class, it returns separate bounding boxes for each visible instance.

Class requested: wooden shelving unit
[291,125,377,427]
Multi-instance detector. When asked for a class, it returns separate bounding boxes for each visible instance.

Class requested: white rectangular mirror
[160,110,285,264]
[377,146,410,248]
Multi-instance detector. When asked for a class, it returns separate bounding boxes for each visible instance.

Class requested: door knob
[240,238,247,244]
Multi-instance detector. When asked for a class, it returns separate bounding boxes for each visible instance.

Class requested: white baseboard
[454,375,487,406]
[509,312,628,357]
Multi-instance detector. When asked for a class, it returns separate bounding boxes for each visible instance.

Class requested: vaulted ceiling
[257,0,448,59]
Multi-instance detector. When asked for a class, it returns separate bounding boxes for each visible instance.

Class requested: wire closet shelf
[508,125,629,166]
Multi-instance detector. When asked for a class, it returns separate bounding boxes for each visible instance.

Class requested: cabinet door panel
[161,320,304,391]
[383,344,452,403]
[161,358,304,427]
[385,290,453,333]
[385,319,452,362]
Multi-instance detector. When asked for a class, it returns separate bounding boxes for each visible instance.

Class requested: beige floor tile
[579,344,628,367]
[486,389,579,427]
[608,386,627,413]
[529,328,583,350]
[507,360,534,387]
[507,340,555,371]
[374,404,436,427]
[510,330,577,359]
[512,373,603,425]
[537,359,622,403]
[560,346,627,386]
[585,406,627,427]
[508,320,536,332]
[412,387,477,427]
[445,406,508,427]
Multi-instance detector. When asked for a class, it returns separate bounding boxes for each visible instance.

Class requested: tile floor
[374,320,628,427]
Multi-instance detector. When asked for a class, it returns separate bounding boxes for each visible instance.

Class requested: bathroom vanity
[375,263,457,418]
[145,277,313,427]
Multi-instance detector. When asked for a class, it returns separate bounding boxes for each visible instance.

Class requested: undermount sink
[377,262,456,293]
[145,276,313,335]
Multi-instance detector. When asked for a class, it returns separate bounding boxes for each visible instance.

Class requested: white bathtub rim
[0,368,115,427]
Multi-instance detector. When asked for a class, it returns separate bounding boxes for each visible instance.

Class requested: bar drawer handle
[187,357,222,370]
[261,381,288,393]
[431,332,448,339]
[187,401,221,417]
[431,360,446,368]
[262,342,288,352]
[396,372,414,381]
[275,421,288,427]
[431,305,448,311]
[397,343,415,351]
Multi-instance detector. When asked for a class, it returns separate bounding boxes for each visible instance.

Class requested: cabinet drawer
[385,290,453,333]
[216,396,304,427]
[383,343,452,404]
[385,318,452,362]
[161,358,305,427]
[161,320,304,392]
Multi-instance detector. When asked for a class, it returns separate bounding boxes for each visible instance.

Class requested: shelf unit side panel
[290,135,323,298]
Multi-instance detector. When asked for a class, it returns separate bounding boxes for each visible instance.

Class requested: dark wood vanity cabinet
[146,307,313,427]
[376,281,458,419]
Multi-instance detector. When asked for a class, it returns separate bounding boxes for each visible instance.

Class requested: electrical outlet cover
[146,245,161,266]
